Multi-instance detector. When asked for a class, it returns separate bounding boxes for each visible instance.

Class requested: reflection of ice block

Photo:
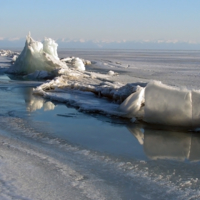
[44,101,55,111]
[144,81,192,126]
[143,130,191,161]
[127,125,144,145]
[23,87,55,112]
[192,90,200,127]
[189,136,200,161]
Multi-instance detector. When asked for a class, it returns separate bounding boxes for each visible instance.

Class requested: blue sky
[0,0,200,49]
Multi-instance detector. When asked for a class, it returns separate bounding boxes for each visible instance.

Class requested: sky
[0,0,200,49]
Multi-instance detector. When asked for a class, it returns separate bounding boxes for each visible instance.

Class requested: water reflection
[18,86,200,162]
[128,124,200,162]
[23,88,55,112]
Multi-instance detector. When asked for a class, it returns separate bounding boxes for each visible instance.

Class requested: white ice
[4,33,87,78]
[0,49,19,57]
[144,81,192,126]
[43,37,59,60]
[120,81,200,127]
[119,86,145,119]
[7,33,67,75]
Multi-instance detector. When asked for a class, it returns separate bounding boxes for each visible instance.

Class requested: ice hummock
[43,37,59,60]
[69,57,85,71]
[60,57,86,71]
[5,33,87,79]
[120,81,200,128]
[7,33,67,75]
[144,81,192,127]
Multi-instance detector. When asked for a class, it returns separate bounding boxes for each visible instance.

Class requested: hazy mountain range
[1,38,200,50]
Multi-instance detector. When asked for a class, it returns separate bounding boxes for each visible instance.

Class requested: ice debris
[61,57,91,66]
[0,49,20,63]
[34,75,139,103]
[68,57,85,71]
[12,55,18,62]
[0,49,19,57]
[108,70,115,76]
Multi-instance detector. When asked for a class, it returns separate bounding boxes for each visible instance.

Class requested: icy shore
[2,34,200,128]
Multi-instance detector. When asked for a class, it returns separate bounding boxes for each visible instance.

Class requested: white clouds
[0,37,4,40]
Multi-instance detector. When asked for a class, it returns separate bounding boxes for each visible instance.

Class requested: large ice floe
[2,33,200,129]
[120,81,200,127]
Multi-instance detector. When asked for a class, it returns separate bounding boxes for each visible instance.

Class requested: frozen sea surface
[60,49,200,89]
[0,50,200,199]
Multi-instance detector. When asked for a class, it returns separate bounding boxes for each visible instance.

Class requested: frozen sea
[0,49,200,199]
